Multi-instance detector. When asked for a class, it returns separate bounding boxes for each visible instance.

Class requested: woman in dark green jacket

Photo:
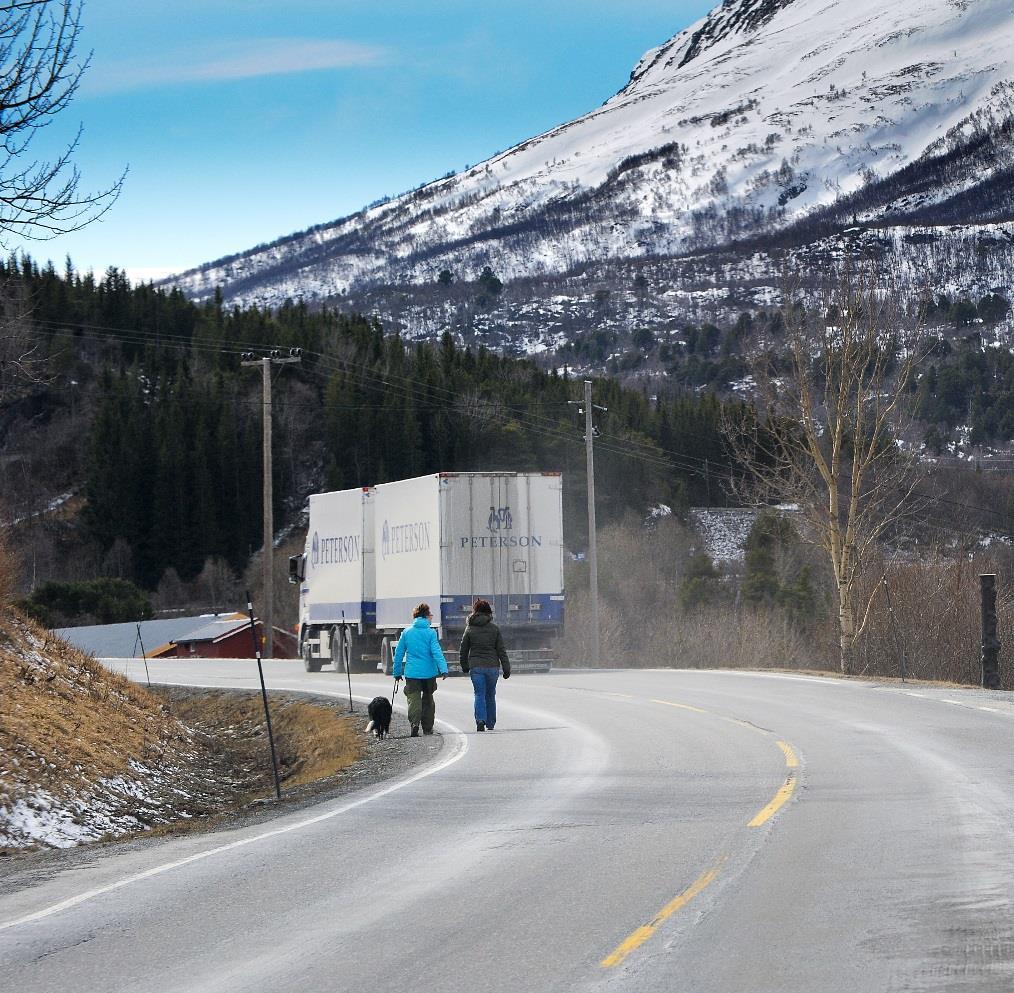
[459,598,510,732]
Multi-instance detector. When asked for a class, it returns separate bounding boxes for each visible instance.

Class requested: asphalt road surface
[3,662,1014,993]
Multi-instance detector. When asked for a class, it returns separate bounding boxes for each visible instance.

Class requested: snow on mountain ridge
[167,0,1014,308]
[629,0,797,83]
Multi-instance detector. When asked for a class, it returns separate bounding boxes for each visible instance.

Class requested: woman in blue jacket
[393,603,448,736]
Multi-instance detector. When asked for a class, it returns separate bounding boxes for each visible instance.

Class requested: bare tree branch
[0,0,123,243]
[0,273,52,402]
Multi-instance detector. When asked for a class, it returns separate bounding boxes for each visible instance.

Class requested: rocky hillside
[166,0,1014,310]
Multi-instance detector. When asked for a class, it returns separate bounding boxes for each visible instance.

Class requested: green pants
[403,677,438,732]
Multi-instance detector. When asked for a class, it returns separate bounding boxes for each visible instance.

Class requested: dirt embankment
[0,610,201,850]
[1,610,432,854]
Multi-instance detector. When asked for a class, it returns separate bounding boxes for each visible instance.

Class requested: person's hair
[472,598,492,615]
[412,602,431,619]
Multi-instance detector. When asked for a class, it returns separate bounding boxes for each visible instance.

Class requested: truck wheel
[380,636,392,675]
[303,639,322,673]
[329,627,340,671]
[342,627,353,672]
[332,626,351,673]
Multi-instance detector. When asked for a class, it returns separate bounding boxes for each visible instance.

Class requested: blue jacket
[393,617,448,679]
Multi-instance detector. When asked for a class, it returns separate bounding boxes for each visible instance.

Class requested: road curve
[2,663,1014,993]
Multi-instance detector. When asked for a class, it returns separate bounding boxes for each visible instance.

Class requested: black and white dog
[365,696,393,740]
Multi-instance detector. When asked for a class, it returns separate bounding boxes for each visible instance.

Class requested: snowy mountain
[168,0,1014,309]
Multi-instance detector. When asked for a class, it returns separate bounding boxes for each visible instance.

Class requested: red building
[168,614,263,658]
[56,613,297,660]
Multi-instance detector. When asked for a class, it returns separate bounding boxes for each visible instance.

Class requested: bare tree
[725,269,925,674]
[0,275,48,401]
[0,0,122,241]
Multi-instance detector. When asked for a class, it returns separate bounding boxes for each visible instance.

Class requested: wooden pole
[261,357,274,659]
[243,350,301,654]
[585,380,600,668]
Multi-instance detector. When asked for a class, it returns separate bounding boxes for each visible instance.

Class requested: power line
[32,317,1014,522]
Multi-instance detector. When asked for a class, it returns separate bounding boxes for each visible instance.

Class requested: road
[2,663,1014,992]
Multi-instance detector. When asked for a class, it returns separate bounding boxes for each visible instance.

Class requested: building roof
[54,613,249,658]
[173,615,258,646]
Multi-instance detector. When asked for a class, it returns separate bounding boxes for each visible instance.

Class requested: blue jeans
[469,667,499,728]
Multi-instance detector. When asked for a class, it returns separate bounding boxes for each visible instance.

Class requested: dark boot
[476,721,486,732]
[411,724,420,737]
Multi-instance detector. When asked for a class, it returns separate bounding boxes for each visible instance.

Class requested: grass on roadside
[1,608,366,851]
[165,690,364,793]
[0,610,185,800]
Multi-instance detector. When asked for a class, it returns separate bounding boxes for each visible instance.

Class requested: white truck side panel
[303,488,368,625]
[439,473,564,627]
[363,489,376,603]
[373,472,563,634]
[374,474,441,630]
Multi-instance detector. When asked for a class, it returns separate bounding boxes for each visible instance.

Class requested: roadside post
[980,574,1001,690]
[342,610,354,713]
[246,590,283,800]
[133,622,152,688]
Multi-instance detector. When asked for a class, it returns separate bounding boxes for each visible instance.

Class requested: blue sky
[14,1,714,282]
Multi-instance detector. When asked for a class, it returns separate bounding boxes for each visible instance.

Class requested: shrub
[855,553,1013,686]
[678,554,725,610]
[17,578,153,628]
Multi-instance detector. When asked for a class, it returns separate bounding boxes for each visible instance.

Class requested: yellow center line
[649,698,802,829]
[777,740,799,768]
[600,860,726,969]
[748,775,797,827]
[650,698,711,715]
[602,698,802,969]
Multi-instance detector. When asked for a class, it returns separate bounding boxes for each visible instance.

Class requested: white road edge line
[0,685,468,933]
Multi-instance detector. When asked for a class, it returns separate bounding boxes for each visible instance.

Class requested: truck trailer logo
[487,506,513,532]
[311,530,360,567]
[462,534,542,549]
[381,519,432,559]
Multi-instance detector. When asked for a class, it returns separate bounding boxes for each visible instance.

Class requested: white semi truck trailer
[289,486,375,672]
[290,472,564,673]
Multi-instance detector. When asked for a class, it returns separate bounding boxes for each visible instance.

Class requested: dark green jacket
[459,613,510,676]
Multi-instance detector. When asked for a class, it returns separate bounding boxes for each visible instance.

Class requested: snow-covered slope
[169,0,1014,306]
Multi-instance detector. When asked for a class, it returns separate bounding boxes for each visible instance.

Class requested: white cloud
[88,38,389,93]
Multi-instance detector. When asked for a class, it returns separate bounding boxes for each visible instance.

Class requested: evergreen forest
[1,256,738,595]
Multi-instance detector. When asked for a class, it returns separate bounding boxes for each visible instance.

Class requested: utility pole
[242,349,302,658]
[571,380,607,667]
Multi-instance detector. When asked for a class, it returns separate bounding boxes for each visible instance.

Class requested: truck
[289,486,375,672]
[290,472,564,673]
